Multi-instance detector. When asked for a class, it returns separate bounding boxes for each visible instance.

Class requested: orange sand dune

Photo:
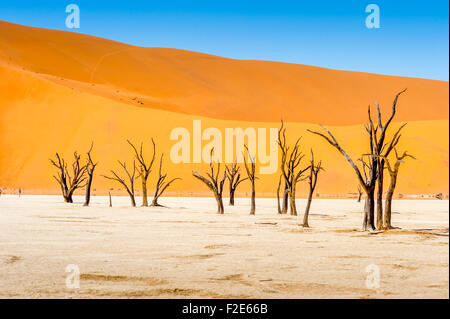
[0,21,448,196]
[0,20,448,125]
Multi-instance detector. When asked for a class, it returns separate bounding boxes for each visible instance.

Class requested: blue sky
[1,0,448,80]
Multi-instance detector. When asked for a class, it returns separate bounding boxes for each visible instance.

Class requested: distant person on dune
[18,188,22,197]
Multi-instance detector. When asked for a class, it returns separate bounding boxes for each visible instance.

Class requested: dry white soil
[0,195,448,298]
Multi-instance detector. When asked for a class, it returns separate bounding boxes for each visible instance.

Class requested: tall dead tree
[102,160,137,207]
[308,89,407,231]
[50,152,87,203]
[151,153,181,207]
[361,122,407,226]
[192,149,227,214]
[277,120,309,215]
[83,143,98,207]
[277,120,290,214]
[373,122,407,227]
[127,139,156,207]
[302,150,323,227]
[371,90,407,229]
[225,161,247,206]
[243,145,257,215]
[286,141,306,216]
[279,136,309,216]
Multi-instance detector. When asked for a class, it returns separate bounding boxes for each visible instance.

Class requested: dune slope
[0,21,448,195]
[0,20,448,125]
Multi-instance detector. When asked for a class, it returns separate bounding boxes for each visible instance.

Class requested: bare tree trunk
[215,194,224,214]
[108,192,112,207]
[289,184,297,216]
[289,193,297,216]
[384,174,398,229]
[384,192,393,229]
[358,191,362,202]
[243,145,257,216]
[282,184,289,214]
[303,191,313,227]
[62,185,69,202]
[83,175,93,206]
[129,191,136,207]
[83,143,97,207]
[141,177,148,207]
[302,149,322,227]
[64,195,73,203]
[363,188,376,231]
[375,160,384,229]
[229,189,235,206]
[278,121,289,215]
[277,175,282,214]
[250,182,255,215]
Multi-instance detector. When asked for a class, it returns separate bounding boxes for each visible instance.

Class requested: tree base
[384,225,401,230]
[150,203,166,208]
[362,225,376,232]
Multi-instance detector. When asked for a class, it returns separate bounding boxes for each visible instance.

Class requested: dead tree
[102,160,137,207]
[83,143,98,207]
[225,161,247,206]
[277,120,290,214]
[243,145,257,215]
[308,89,407,231]
[357,185,363,202]
[276,174,283,214]
[302,150,323,227]
[371,90,407,229]
[285,141,307,216]
[151,153,181,207]
[127,139,156,207]
[375,149,415,229]
[50,152,87,203]
[363,122,407,226]
[277,120,309,215]
[279,137,309,216]
[192,149,227,214]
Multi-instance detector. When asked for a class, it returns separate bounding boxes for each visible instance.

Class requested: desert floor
[0,195,448,298]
